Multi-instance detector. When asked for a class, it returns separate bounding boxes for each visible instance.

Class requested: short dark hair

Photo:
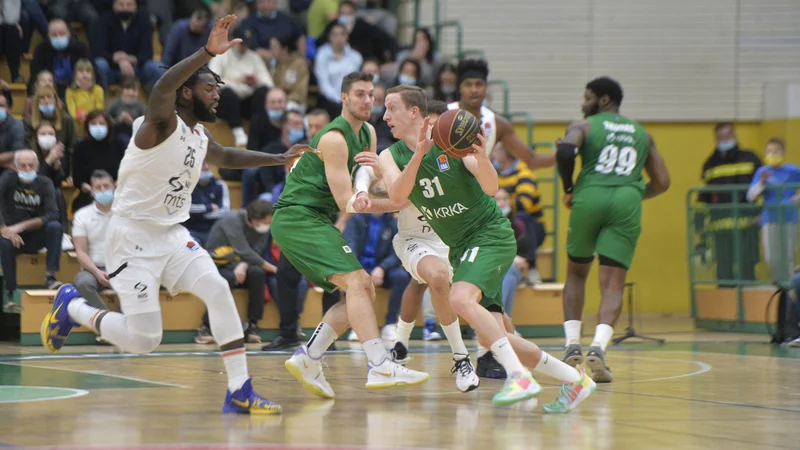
[457,59,489,82]
[121,76,139,91]
[90,169,113,183]
[192,6,210,20]
[281,109,303,124]
[307,108,331,121]
[586,77,623,107]
[768,137,786,149]
[428,100,447,116]
[246,199,273,220]
[386,85,428,116]
[341,71,374,95]
[340,0,356,10]
[715,122,733,133]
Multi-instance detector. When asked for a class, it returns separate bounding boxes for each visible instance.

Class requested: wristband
[203,45,216,57]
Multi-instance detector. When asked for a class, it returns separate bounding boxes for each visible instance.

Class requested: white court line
[0,362,190,388]
[662,349,800,362]
[0,386,89,404]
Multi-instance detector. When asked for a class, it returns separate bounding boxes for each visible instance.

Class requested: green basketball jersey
[388,140,504,248]
[575,112,649,194]
[274,116,371,216]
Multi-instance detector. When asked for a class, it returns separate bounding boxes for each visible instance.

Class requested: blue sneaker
[40,284,80,353]
[223,377,282,415]
[423,318,442,341]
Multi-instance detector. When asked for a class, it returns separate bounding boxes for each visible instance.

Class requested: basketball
[432,108,481,158]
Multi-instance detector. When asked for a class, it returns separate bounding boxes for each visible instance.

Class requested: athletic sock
[564,320,581,346]
[591,324,614,351]
[477,344,489,358]
[441,318,469,356]
[395,318,414,347]
[221,347,249,391]
[363,338,390,366]
[490,337,524,373]
[306,322,338,359]
[534,351,581,383]
[67,298,103,331]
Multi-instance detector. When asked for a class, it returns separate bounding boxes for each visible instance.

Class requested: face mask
[94,189,114,205]
[288,128,305,144]
[258,11,277,19]
[267,109,284,121]
[765,154,785,167]
[254,223,270,234]
[38,103,56,116]
[89,124,108,141]
[372,73,380,83]
[717,140,736,152]
[17,171,37,183]
[117,11,134,21]
[500,206,511,217]
[441,85,456,95]
[371,105,382,115]
[398,75,416,86]
[38,135,57,150]
[199,170,214,182]
[50,36,69,50]
[338,15,355,25]
[492,160,503,171]
[0,108,6,121]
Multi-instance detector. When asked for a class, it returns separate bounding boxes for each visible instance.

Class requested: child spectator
[66,59,104,131]
[105,77,146,143]
[23,71,65,120]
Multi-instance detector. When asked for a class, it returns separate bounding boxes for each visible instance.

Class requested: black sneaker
[392,341,410,365]
[476,352,507,379]
[245,322,262,343]
[44,276,63,290]
[261,335,299,351]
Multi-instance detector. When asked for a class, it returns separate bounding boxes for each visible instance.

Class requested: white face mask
[38,135,57,150]
[255,223,270,234]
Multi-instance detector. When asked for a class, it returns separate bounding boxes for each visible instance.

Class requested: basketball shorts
[566,185,643,269]
[271,205,363,293]
[104,216,216,315]
[392,232,453,284]
[449,218,516,311]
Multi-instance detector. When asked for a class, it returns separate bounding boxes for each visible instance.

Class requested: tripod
[612,282,665,345]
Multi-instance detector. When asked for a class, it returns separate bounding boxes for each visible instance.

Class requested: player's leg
[394,278,427,361]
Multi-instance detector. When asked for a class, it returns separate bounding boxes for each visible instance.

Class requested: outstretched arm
[204,129,316,168]
[643,134,670,200]
[555,120,588,194]
[496,115,556,169]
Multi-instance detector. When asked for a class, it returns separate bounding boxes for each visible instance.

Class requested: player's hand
[354,151,383,179]
[416,116,435,155]
[468,129,489,160]
[371,267,385,287]
[206,15,243,55]
[563,193,574,210]
[283,144,318,161]
[353,191,371,212]
[234,262,248,284]
[760,170,770,183]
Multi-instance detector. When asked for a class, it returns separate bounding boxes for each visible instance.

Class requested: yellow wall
[514,120,799,314]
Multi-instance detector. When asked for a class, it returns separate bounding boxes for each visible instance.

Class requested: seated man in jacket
[343,212,410,342]
[184,162,230,247]
[194,200,276,345]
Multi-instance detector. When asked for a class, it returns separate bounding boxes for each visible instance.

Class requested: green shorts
[449,218,517,312]
[271,205,363,292]
[566,185,643,269]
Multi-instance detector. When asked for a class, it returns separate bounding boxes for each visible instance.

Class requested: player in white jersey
[40,16,313,415]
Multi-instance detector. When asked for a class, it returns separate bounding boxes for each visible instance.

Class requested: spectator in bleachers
[196,199,277,344]
[24,86,78,177]
[28,19,93,99]
[269,34,308,113]
[161,7,213,67]
[242,109,304,205]
[185,161,230,247]
[19,0,48,53]
[353,0,397,38]
[72,169,114,310]
[105,76,145,143]
[493,142,544,284]
[23,70,64,120]
[71,110,126,212]
[360,58,380,83]
[91,0,164,90]
[494,187,536,319]
[307,0,340,40]
[390,58,422,88]
[386,28,439,86]
[243,0,304,66]
[367,81,393,150]
[0,149,64,299]
[429,62,457,103]
[65,59,104,129]
[0,0,23,83]
[314,22,362,119]
[317,1,395,65]
[343,212,409,342]
[31,121,70,238]
[0,94,25,176]
[209,26,272,147]
[50,0,101,29]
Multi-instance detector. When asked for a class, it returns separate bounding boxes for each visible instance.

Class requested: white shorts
[104,216,216,315]
[392,232,453,284]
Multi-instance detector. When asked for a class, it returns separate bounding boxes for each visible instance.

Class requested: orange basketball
[432,109,481,158]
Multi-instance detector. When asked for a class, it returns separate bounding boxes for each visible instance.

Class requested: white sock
[477,344,489,358]
[591,324,614,350]
[306,322,338,359]
[440,319,469,356]
[564,320,581,346]
[395,318,414,347]
[490,337,525,374]
[67,298,102,331]
[363,338,390,366]
[534,351,581,383]
[221,348,249,391]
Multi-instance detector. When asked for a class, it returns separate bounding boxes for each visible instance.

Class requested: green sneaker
[491,370,542,407]
[542,366,596,414]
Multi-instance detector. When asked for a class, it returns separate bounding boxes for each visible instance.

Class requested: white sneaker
[232,127,248,147]
[452,354,480,393]
[365,358,430,390]
[284,345,335,399]
[61,234,74,251]
[526,268,541,285]
[347,329,359,341]
[381,324,397,343]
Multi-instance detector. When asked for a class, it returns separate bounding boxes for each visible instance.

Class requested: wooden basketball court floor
[0,323,799,450]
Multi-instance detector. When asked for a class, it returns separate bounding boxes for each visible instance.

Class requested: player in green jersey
[275,72,430,399]
[555,77,670,383]
[375,85,595,412]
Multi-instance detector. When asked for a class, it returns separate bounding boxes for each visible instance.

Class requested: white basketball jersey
[447,101,497,157]
[112,115,209,226]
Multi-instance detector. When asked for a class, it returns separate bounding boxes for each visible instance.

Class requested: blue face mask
[492,160,503,171]
[50,36,69,50]
[18,171,37,183]
[0,108,7,121]
[338,15,355,25]
[39,103,56,116]
[441,85,456,95]
[94,189,114,205]
[89,124,108,141]
[267,109,284,121]
[717,140,736,152]
[371,106,382,115]
[288,128,305,144]
[199,170,214,182]
[258,10,278,19]
[398,75,416,86]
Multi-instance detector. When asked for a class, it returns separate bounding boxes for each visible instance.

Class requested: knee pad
[126,313,163,354]
[191,273,245,346]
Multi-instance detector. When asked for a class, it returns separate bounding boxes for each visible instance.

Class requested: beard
[346,99,371,122]
[193,97,216,122]
[583,103,599,118]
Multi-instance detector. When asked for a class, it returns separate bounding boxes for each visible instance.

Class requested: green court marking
[0,385,88,403]
[0,363,175,390]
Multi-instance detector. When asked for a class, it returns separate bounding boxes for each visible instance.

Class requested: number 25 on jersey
[595,145,637,176]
